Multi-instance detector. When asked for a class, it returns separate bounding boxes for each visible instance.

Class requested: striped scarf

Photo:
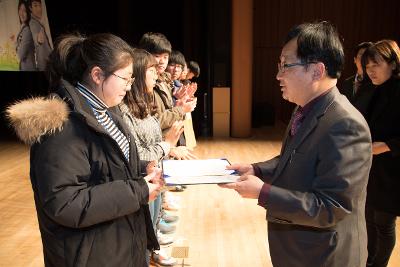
[76,82,130,161]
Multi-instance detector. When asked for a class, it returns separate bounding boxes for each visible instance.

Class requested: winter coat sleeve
[30,123,149,229]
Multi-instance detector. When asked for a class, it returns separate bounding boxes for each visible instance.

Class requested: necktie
[290,108,304,136]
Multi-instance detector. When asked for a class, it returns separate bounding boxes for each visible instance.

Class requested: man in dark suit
[341,41,374,116]
[220,22,372,267]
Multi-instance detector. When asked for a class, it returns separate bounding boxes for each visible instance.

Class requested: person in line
[186,60,200,80]
[138,33,196,137]
[180,61,188,82]
[6,33,162,267]
[15,0,36,71]
[220,21,372,267]
[120,48,187,266]
[341,41,374,116]
[362,39,400,267]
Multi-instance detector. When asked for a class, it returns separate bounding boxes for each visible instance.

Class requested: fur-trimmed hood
[6,97,69,145]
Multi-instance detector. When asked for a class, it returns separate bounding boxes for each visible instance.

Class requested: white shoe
[164,191,181,202]
[163,200,180,211]
[157,231,174,246]
[152,248,177,266]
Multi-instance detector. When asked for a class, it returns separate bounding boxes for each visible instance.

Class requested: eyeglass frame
[111,73,135,87]
[277,61,319,73]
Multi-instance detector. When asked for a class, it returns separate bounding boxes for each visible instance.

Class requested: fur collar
[6,96,69,145]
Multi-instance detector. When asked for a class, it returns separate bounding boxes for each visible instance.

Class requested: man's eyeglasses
[277,61,318,73]
[112,73,135,87]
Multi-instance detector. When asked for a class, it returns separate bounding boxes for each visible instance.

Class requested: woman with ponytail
[6,33,162,267]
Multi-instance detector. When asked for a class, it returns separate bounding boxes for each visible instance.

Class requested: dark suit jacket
[366,77,400,215]
[341,75,375,117]
[256,87,372,267]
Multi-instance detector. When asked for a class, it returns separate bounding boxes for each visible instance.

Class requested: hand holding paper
[219,174,264,199]
[162,159,239,185]
[226,163,255,175]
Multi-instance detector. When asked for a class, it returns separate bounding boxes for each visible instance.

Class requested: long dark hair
[18,0,31,25]
[124,49,158,119]
[46,32,134,89]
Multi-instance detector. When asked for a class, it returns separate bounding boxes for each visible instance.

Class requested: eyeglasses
[277,61,318,73]
[147,67,158,76]
[112,73,135,87]
[168,64,183,71]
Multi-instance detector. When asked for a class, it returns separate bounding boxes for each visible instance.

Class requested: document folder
[162,158,239,185]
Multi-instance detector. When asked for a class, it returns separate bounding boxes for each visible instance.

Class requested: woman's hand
[181,97,197,113]
[164,121,184,147]
[170,146,197,160]
[145,167,164,202]
[187,82,197,97]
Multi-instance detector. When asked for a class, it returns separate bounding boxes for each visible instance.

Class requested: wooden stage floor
[0,126,399,267]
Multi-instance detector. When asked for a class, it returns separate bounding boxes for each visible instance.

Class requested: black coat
[366,77,400,215]
[341,74,375,117]
[9,80,158,266]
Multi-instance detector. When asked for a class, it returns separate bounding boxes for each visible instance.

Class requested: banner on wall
[0,0,53,71]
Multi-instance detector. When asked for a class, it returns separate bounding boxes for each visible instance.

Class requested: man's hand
[219,175,264,199]
[226,163,255,175]
[38,29,45,44]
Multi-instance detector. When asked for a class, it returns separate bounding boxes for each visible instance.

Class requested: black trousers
[366,205,397,267]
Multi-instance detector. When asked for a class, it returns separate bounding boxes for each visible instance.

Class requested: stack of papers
[162,159,239,185]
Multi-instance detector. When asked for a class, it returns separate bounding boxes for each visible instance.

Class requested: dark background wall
[253,0,400,125]
[0,0,232,140]
[2,0,400,140]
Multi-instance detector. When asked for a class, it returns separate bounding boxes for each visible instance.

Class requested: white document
[162,159,239,185]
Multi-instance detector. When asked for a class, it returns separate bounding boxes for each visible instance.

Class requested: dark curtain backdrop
[0,0,218,140]
[253,0,400,124]
[2,0,400,140]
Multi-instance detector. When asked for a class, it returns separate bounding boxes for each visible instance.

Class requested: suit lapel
[271,88,338,182]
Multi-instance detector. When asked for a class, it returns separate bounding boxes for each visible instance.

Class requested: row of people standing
[342,39,400,267]
[13,0,52,71]
[6,30,200,267]
[121,32,199,266]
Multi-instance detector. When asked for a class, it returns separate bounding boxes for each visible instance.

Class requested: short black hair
[353,42,373,58]
[28,0,41,7]
[138,32,172,55]
[188,61,200,77]
[168,50,186,66]
[285,21,344,79]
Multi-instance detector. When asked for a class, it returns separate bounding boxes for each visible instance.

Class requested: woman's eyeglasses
[112,73,135,87]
